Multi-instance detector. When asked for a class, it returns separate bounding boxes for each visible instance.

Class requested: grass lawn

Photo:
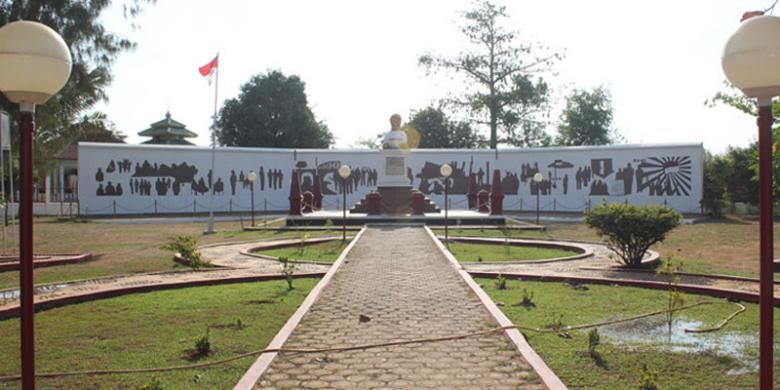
[438,217,780,277]
[254,239,351,263]
[0,278,317,389]
[478,278,780,389]
[447,241,577,262]
[0,218,342,290]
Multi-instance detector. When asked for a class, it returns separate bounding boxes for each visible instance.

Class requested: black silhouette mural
[636,156,693,196]
[83,144,701,214]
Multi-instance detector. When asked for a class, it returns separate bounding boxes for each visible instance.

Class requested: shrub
[585,202,681,267]
[162,235,204,270]
[587,328,600,356]
[495,274,507,290]
[638,363,659,390]
[279,256,297,290]
[195,328,211,356]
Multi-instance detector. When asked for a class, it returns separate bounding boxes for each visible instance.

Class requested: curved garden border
[445,235,660,266]
[239,236,349,265]
[445,236,594,264]
[468,271,780,306]
[0,253,93,272]
[0,271,325,320]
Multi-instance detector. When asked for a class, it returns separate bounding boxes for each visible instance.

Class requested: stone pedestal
[377,186,413,214]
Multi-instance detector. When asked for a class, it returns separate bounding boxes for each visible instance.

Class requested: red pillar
[367,191,382,215]
[312,172,323,210]
[19,110,35,389]
[410,191,425,215]
[489,169,504,215]
[467,173,477,209]
[757,103,774,389]
[288,170,302,216]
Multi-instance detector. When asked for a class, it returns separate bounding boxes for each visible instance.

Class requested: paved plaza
[254,226,544,389]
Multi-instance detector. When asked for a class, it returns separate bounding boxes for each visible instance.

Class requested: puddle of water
[0,283,71,301]
[599,317,759,373]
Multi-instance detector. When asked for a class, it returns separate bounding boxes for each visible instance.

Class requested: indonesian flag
[199,54,218,83]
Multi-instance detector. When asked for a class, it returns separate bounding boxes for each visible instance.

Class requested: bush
[585,202,681,268]
[195,328,211,356]
[162,235,204,270]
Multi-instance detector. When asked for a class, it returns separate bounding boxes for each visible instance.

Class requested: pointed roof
[138,111,198,144]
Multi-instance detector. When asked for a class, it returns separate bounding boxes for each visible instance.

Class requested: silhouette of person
[95,168,104,182]
[259,166,265,191]
[230,170,237,195]
[97,184,105,196]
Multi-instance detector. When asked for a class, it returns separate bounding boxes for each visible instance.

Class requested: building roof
[138,111,198,140]
[141,137,194,145]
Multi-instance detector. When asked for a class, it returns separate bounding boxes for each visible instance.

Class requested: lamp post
[338,165,351,241]
[440,164,452,246]
[723,14,780,389]
[0,21,72,389]
[533,172,543,225]
[247,171,256,226]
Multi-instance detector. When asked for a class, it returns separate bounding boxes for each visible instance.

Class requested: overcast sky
[94,0,772,154]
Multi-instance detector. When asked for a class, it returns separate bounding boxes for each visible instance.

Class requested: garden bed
[0,279,317,389]
[477,278,780,389]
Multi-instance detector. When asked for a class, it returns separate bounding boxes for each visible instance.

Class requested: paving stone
[255,227,542,389]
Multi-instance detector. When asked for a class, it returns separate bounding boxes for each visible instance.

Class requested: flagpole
[205,53,219,234]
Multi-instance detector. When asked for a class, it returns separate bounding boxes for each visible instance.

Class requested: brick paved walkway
[256,226,544,389]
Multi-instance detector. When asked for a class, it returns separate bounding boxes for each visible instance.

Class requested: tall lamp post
[723,14,780,390]
[533,172,543,225]
[440,164,452,246]
[247,171,256,226]
[0,21,72,389]
[338,165,351,241]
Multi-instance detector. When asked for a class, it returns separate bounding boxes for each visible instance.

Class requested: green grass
[255,239,351,263]
[0,279,317,389]
[477,278,780,389]
[0,218,342,289]
[447,241,578,262]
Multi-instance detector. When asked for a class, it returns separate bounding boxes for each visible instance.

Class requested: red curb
[467,271,780,306]
[425,227,567,390]
[578,266,780,285]
[0,272,325,320]
[446,236,593,264]
[0,253,92,272]
[234,227,368,390]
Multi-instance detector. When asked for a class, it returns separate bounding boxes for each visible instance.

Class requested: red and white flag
[199,54,219,83]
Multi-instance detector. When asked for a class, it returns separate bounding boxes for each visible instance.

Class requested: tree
[701,151,726,216]
[706,82,770,204]
[407,106,484,148]
[555,86,619,146]
[585,202,681,268]
[217,71,333,148]
[418,0,561,148]
[0,0,153,176]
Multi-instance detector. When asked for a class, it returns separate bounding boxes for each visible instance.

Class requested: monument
[351,114,439,214]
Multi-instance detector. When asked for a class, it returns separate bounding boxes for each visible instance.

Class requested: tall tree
[707,82,774,203]
[407,106,484,148]
[418,0,561,148]
[0,0,152,176]
[217,71,333,148]
[555,86,619,146]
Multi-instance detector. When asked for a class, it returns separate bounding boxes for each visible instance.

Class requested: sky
[94,0,773,154]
